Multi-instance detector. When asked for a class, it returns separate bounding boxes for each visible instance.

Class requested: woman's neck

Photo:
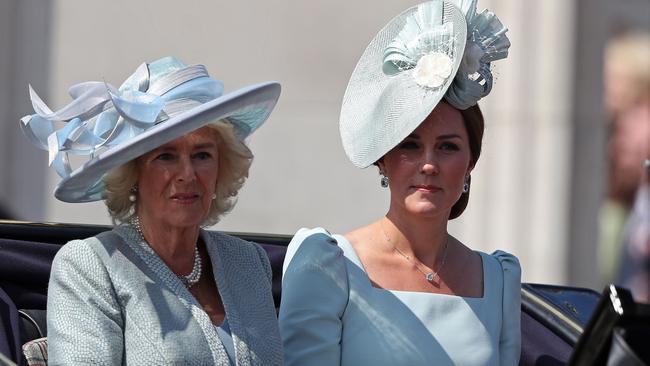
[136,212,200,275]
[383,209,449,265]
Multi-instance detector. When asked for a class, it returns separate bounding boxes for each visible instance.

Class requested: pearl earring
[211,193,217,200]
[128,185,138,202]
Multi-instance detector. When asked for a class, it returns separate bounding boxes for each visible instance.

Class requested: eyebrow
[407,133,463,140]
[192,142,217,150]
[157,142,217,151]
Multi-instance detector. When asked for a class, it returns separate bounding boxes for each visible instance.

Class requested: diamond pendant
[425,273,435,282]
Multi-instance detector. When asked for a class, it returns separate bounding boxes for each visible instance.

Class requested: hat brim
[339,1,467,168]
[55,81,280,203]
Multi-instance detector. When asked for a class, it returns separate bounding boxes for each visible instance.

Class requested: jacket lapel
[204,231,253,366]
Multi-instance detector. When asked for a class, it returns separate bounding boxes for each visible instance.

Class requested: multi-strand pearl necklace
[132,216,202,288]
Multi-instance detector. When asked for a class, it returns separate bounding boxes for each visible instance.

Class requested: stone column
[0,0,52,221]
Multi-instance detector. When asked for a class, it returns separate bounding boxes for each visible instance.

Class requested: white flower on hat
[412,52,453,89]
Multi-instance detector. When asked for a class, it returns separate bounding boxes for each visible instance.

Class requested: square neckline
[333,233,487,300]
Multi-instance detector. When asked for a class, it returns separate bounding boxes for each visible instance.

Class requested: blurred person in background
[599,31,650,294]
[617,158,650,303]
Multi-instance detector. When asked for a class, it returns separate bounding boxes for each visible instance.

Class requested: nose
[421,150,439,175]
[421,162,438,175]
[176,156,197,182]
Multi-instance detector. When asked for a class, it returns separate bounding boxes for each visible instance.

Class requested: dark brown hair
[449,103,485,219]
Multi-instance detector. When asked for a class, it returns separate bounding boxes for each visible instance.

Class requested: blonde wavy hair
[103,121,253,226]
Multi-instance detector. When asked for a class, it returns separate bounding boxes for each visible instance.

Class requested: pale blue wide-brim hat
[20,57,281,202]
[339,0,510,168]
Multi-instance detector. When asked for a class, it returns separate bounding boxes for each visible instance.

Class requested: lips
[170,192,200,203]
[412,184,441,193]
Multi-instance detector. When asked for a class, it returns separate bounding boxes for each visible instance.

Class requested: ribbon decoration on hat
[20,58,224,179]
[383,1,458,89]
[382,0,510,110]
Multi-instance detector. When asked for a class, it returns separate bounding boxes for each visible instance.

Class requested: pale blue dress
[279,228,521,366]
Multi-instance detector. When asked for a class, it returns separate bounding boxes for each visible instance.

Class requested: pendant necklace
[379,222,449,283]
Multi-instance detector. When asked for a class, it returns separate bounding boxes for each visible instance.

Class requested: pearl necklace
[131,216,202,288]
[379,222,448,283]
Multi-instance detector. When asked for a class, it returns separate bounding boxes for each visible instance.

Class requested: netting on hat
[340,1,467,168]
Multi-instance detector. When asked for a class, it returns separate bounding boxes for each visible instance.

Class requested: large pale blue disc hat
[339,0,511,168]
[20,56,281,202]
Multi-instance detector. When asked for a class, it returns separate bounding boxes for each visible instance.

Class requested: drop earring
[129,185,138,202]
[380,173,389,188]
[463,176,470,193]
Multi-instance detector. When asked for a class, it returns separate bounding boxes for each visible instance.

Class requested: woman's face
[135,126,219,229]
[379,102,473,219]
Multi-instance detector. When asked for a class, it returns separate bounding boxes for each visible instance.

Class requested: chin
[405,204,439,217]
[403,198,452,218]
[165,211,207,228]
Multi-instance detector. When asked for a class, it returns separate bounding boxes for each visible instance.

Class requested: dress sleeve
[279,228,349,366]
[47,239,124,365]
[492,250,522,366]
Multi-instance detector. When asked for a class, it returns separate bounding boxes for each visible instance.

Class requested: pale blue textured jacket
[46,225,283,366]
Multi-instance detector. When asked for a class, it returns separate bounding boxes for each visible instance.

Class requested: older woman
[279,1,520,365]
[21,57,283,365]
